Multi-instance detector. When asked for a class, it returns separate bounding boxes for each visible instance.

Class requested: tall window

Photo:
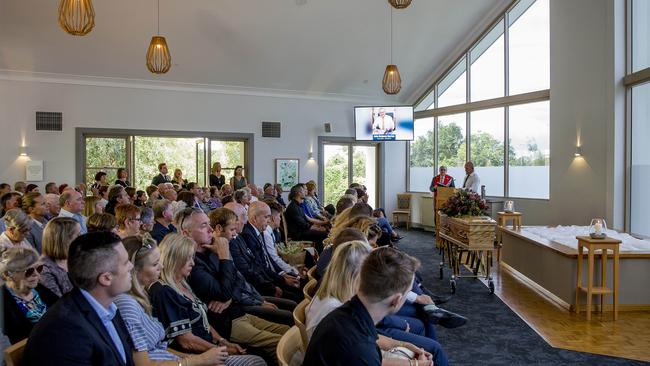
[410,0,549,199]
[409,118,434,192]
[437,114,467,184]
[470,21,505,101]
[628,0,650,236]
[508,0,550,94]
[508,101,550,199]
[437,59,467,108]
[470,108,504,196]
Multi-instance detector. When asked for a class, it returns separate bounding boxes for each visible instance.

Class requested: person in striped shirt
[115,234,266,366]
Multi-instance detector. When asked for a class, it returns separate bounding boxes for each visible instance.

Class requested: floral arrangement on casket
[440,190,489,217]
[439,190,495,248]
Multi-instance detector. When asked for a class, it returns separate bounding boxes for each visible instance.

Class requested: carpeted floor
[396,228,648,366]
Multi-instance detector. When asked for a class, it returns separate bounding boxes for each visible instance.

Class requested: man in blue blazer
[24,232,135,366]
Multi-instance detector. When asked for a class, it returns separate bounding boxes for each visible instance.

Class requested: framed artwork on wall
[275,158,300,191]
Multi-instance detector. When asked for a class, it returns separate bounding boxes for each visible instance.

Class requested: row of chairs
[277,266,318,366]
[4,267,322,366]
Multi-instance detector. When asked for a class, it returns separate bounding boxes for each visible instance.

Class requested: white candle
[594,222,602,235]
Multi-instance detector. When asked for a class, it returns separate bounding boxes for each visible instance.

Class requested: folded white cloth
[522,225,650,252]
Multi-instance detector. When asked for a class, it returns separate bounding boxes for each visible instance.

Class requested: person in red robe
[430,166,455,213]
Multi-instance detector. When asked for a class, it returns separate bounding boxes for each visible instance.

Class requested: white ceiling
[0,0,507,102]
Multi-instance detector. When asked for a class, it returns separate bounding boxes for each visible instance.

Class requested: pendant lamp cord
[157,0,160,35]
[390,7,393,65]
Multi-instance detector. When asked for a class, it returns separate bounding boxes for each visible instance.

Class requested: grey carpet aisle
[396,228,648,366]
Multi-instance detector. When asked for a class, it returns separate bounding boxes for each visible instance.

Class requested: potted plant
[277,241,306,267]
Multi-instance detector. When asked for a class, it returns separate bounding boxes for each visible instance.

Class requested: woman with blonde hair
[172,169,188,190]
[86,212,118,233]
[115,234,265,366]
[83,195,104,217]
[325,213,378,248]
[305,240,371,338]
[209,162,226,190]
[149,234,265,366]
[2,246,58,344]
[39,217,80,297]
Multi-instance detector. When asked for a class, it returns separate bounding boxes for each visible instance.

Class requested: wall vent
[36,112,63,131]
[261,121,281,138]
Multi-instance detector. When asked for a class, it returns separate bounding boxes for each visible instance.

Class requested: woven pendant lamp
[388,0,412,9]
[382,7,401,94]
[146,36,172,74]
[146,0,172,74]
[58,0,95,36]
[382,65,402,94]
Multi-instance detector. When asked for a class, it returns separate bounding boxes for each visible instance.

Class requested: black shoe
[431,294,451,305]
[425,307,468,329]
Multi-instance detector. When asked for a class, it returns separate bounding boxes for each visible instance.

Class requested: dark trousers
[378,319,449,366]
[297,229,329,253]
[242,296,297,326]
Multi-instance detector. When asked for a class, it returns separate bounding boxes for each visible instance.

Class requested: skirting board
[500,261,650,313]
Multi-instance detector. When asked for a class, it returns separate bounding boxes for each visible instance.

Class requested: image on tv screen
[355,106,414,141]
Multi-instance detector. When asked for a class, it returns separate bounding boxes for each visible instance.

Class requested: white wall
[0,79,362,191]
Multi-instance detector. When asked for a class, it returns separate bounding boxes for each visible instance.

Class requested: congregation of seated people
[0,162,467,366]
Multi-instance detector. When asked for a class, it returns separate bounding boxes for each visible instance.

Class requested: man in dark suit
[24,232,135,366]
[151,162,171,186]
[238,201,302,302]
[284,184,328,252]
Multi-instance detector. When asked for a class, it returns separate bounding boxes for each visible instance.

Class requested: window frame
[408,0,550,200]
[625,0,650,235]
[76,128,254,191]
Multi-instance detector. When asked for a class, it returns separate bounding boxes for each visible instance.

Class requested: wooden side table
[575,235,621,320]
[496,212,522,261]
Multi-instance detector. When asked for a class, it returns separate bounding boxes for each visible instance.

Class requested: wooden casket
[441,214,496,249]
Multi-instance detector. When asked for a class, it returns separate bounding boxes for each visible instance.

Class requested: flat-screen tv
[354,106,414,141]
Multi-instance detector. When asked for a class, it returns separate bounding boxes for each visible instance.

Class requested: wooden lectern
[435,187,458,246]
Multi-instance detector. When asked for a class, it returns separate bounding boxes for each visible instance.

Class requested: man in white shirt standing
[462,161,481,193]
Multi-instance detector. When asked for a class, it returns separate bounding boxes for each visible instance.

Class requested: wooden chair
[303,279,317,300]
[307,266,317,282]
[282,212,316,250]
[293,299,310,351]
[4,339,27,366]
[392,193,412,230]
[277,326,303,366]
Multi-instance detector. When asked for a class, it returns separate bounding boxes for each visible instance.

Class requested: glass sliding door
[210,140,246,184]
[323,142,378,208]
[352,145,377,207]
[84,136,128,190]
[133,136,202,189]
[196,139,206,187]
[323,144,350,207]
